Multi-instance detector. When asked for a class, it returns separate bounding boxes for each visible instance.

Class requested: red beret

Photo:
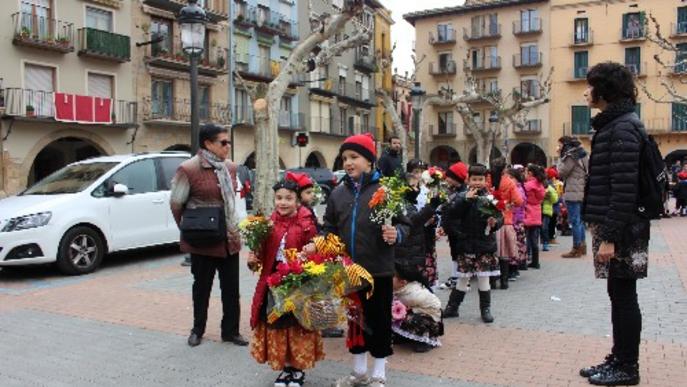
[339,132,377,163]
[446,162,468,182]
[285,171,313,191]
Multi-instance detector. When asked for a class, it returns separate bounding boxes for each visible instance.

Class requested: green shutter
[679,7,687,34]
[635,103,641,120]
[574,51,588,78]
[622,13,629,37]
[572,105,591,134]
[673,103,687,132]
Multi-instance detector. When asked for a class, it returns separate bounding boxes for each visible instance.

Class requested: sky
[379,0,465,77]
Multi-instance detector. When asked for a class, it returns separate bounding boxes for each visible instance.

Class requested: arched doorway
[305,151,326,168]
[333,155,343,171]
[164,144,191,152]
[28,137,105,186]
[468,146,502,165]
[429,145,461,170]
[510,142,547,167]
[244,153,286,170]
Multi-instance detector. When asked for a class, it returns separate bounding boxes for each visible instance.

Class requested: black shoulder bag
[180,207,226,247]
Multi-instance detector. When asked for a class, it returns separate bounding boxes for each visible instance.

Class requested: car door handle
[152,199,165,204]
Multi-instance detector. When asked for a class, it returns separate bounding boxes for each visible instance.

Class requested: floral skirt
[392,312,443,347]
[456,253,500,278]
[251,321,325,371]
[421,249,439,286]
[513,223,528,265]
[591,222,649,280]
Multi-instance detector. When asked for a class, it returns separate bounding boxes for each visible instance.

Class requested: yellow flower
[283,299,296,312]
[304,261,326,276]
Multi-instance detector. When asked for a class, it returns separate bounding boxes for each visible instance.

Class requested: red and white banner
[54,92,112,124]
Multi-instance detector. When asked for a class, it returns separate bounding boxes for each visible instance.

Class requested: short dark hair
[468,163,488,177]
[586,62,637,105]
[406,158,428,172]
[388,135,400,142]
[199,124,228,149]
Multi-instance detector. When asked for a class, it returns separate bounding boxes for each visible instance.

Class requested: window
[675,43,687,73]
[471,14,498,38]
[520,44,539,65]
[571,106,591,135]
[151,18,172,56]
[235,88,250,122]
[520,9,539,32]
[673,103,687,132]
[622,12,645,40]
[338,75,346,95]
[86,6,113,32]
[340,107,347,135]
[521,78,539,99]
[574,18,589,44]
[199,85,210,121]
[438,111,454,135]
[471,48,483,69]
[574,51,589,78]
[157,157,187,191]
[439,53,453,71]
[24,63,54,116]
[362,114,370,132]
[259,45,270,75]
[151,79,173,119]
[625,47,641,75]
[437,23,453,42]
[679,7,687,34]
[20,0,52,40]
[88,73,113,98]
[108,159,157,195]
[355,79,363,100]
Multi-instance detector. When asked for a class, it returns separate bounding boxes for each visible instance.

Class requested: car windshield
[23,162,119,195]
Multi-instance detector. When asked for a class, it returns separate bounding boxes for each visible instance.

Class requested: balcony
[147,40,228,76]
[236,54,283,81]
[233,104,254,126]
[620,27,646,42]
[277,18,299,42]
[1,87,137,126]
[255,10,283,36]
[334,79,374,105]
[11,12,74,53]
[669,60,687,75]
[463,24,501,41]
[514,86,542,101]
[671,22,687,38]
[309,115,335,135]
[625,62,648,77]
[513,18,543,36]
[430,123,457,137]
[470,56,501,72]
[513,119,542,135]
[234,4,257,29]
[142,0,228,23]
[571,31,594,47]
[77,28,130,62]
[563,122,592,136]
[142,97,230,125]
[355,51,377,74]
[568,67,589,82]
[428,30,457,45]
[429,61,457,76]
[513,53,543,69]
[278,112,305,131]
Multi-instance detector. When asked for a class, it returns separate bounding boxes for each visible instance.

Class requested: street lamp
[178,0,207,154]
[488,110,505,161]
[409,82,426,160]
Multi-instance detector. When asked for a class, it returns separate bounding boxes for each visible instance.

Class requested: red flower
[309,253,326,265]
[288,260,303,274]
[276,262,290,276]
[267,272,283,287]
[496,200,506,212]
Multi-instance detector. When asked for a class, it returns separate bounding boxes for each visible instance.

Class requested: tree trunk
[252,98,276,215]
[475,134,493,167]
[379,90,407,166]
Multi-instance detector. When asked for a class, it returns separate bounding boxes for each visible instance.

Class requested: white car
[0,152,190,275]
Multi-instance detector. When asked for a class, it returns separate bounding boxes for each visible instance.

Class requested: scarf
[199,149,238,232]
[590,99,636,131]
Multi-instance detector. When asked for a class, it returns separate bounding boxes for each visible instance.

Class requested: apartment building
[405,0,552,168]
[375,6,394,150]
[550,0,687,163]
[0,0,137,197]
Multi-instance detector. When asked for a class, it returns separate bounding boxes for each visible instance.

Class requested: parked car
[285,167,338,201]
[0,152,190,275]
[333,170,347,184]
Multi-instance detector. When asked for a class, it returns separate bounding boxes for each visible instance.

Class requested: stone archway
[28,137,106,186]
[429,145,461,170]
[304,151,327,168]
[333,155,343,171]
[468,146,502,165]
[244,152,285,170]
[510,142,548,167]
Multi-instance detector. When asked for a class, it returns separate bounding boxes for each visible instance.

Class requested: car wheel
[56,226,105,275]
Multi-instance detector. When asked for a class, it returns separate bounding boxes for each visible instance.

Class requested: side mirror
[112,183,129,197]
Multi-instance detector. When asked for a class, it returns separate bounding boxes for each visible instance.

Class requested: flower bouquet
[421,166,449,202]
[238,214,272,272]
[369,176,410,225]
[391,299,408,322]
[310,181,326,207]
[475,191,505,236]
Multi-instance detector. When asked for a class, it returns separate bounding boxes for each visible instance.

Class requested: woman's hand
[302,243,317,256]
[382,225,397,245]
[247,252,261,272]
[597,242,615,263]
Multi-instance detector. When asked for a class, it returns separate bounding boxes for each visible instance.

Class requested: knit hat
[679,171,687,181]
[339,133,377,164]
[546,167,558,180]
[446,162,468,183]
[285,171,314,192]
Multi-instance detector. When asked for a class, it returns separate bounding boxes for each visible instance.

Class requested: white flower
[420,170,433,185]
[486,194,494,201]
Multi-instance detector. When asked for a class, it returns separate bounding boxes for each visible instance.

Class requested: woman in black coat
[580,62,647,386]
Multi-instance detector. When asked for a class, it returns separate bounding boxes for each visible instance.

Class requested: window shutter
[88,73,113,98]
[25,64,54,92]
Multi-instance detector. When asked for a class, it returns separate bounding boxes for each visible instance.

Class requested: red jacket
[499,174,524,225]
[250,206,317,328]
[524,178,546,227]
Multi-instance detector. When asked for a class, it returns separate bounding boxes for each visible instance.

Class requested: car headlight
[1,212,52,232]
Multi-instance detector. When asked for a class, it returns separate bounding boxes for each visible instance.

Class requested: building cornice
[403,0,549,26]
[551,0,639,10]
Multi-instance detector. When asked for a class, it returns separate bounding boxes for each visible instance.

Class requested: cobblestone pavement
[1,217,687,386]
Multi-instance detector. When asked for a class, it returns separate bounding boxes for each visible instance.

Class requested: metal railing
[429,61,457,75]
[672,22,687,36]
[513,18,542,35]
[463,24,501,41]
[516,85,542,100]
[78,27,130,62]
[513,53,543,68]
[514,119,542,135]
[572,66,588,80]
[430,123,457,136]
[309,115,335,134]
[233,104,254,125]
[332,79,373,103]
[355,50,376,73]
[278,111,305,130]
[142,97,230,125]
[470,56,501,71]
[148,38,228,72]
[277,18,299,41]
[235,54,283,79]
[144,0,228,20]
[625,62,647,76]
[620,26,646,41]
[11,11,74,52]
[428,30,457,45]
[572,30,594,45]
[563,122,592,136]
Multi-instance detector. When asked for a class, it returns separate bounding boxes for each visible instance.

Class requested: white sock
[353,353,368,376]
[477,276,491,291]
[451,261,459,277]
[456,276,470,292]
[371,357,386,380]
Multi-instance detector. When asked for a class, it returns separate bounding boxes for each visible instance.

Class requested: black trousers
[608,277,642,364]
[191,253,240,338]
[350,276,394,359]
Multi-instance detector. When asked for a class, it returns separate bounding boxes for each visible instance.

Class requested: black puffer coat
[440,186,466,258]
[395,197,439,266]
[441,190,503,255]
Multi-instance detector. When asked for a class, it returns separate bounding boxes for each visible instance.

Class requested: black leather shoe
[580,354,617,378]
[321,328,344,338]
[222,334,249,346]
[187,332,202,347]
[588,362,639,386]
[413,342,434,353]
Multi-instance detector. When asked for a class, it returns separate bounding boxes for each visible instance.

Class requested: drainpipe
[228,0,235,162]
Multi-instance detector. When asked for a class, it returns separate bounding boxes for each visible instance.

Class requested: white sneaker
[368,377,386,387]
[333,372,370,387]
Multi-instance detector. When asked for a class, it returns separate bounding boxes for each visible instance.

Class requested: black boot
[499,259,509,290]
[528,249,540,269]
[580,354,617,378]
[489,276,498,290]
[478,290,494,323]
[443,289,465,318]
[588,362,639,386]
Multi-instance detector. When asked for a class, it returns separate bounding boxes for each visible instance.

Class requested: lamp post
[409,82,426,160]
[178,0,207,154]
[488,110,500,163]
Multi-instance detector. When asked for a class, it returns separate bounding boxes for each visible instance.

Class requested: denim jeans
[541,216,551,245]
[566,201,586,247]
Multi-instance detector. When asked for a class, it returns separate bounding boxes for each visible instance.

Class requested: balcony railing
[513,53,543,68]
[142,97,230,125]
[278,112,305,130]
[572,30,594,46]
[564,122,592,136]
[255,9,284,36]
[513,18,543,35]
[470,56,501,72]
[463,24,501,41]
[428,30,457,45]
[142,0,228,22]
[670,60,687,75]
[429,123,457,137]
[11,12,74,53]
[571,66,589,80]
[1,87,136,125]
[235,54,283,80]
[429,61,457,75]
[333,79,373,103]
[625,62,647,77]
[78,28,130,62]
[516,86,542,101]
[620,26,646,41]
[277,18,299,41]
[309,115,335,134]
[147,39,228,76]
[233,104,254,125]
[355,51,377,73]
[671,22,687,37]
[514,119,542,135]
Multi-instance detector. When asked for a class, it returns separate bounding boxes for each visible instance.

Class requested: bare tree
[241,1,372,214]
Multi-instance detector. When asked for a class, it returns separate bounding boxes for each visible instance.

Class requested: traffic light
[296,132,309,147]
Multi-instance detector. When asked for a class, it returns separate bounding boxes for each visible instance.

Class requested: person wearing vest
[170,124,248,348]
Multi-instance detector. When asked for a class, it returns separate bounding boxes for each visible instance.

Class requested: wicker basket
[301,298,342,331]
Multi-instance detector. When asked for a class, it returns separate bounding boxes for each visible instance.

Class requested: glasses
[216,140,231,147]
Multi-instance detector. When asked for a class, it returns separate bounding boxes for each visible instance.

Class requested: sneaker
[542,244,550,251]
[438,277,457,290]
[580,354,617,378]
[287,368,305,387]
[368,377,386,387]
[333,372,370,387]
[274,369,292,387]
[588,362,640,386]
[413,342,434,353]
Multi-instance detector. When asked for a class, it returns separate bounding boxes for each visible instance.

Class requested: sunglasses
[216,139,231,147]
